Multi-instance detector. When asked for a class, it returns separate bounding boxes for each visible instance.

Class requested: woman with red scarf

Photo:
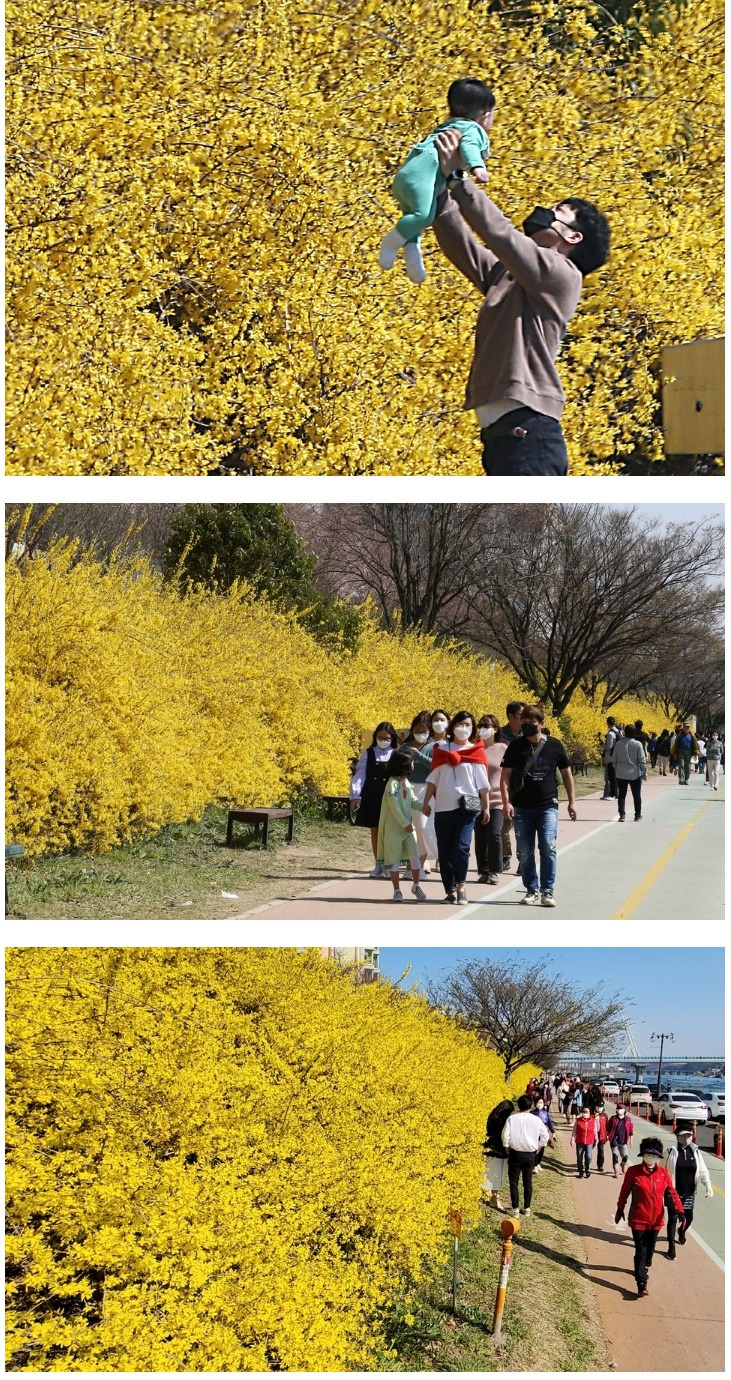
[422,710,489,904]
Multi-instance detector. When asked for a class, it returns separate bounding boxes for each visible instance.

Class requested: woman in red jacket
[615,1137,684,1297]
[570,1105,596,1178]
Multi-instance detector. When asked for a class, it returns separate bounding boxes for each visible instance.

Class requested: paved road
[233,772,724,920]
[551,1119,724,1371]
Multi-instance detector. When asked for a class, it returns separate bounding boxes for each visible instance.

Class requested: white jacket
[665,1142,713,1197]
[502,1110,549,1153]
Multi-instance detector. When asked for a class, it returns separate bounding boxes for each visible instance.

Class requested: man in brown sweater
[433,127,610,475]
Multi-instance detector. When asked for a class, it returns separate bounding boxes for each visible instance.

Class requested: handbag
[453,766,480,813]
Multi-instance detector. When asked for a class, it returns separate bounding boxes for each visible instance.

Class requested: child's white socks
[403,240,427,284]
[378,228,406,269]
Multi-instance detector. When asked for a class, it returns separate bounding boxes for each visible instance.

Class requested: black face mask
[522,206,557,237]
[522,723,541,737]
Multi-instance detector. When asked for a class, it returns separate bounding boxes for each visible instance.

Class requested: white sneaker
[422,865,431,876]
[521,1207,531,1217]
[403,240,427,284]
[456,886,468,905]
[392,889,404,903]
[533,1165,544,1173]
[411,883,427,901]
[520,890,539,906]
[369,863,385,878]
[541,892,556,907]
[487,872,500,884]
[378,228,405,270]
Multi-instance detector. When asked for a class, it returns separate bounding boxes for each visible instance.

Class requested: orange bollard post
[714,1125,724,1158]
[672,1112,677,1133]
[492,1217,520,1340]
[692,1120,697,1142]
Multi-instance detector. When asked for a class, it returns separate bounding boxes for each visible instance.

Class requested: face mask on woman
[453,725,471,741]
[642,1155,658,1167]
[432,718,448,733]
[376,737,391,749]
[478,727,495,740]
[413,731,429,745]
[617,1109,626,1118]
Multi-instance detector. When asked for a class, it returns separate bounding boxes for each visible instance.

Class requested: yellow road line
[612,800,714,920]
[711,1183,725,1198]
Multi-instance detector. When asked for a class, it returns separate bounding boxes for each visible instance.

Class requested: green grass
[6,805,374,920]
[374,1149,611,1373]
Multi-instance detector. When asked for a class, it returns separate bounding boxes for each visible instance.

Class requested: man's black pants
[481,408,569,476]
[631,1228,658,1288]
[507,1148,536,1209]
[617,776,643,818]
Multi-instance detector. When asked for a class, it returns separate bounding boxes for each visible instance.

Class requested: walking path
[549,1116,724,1371]
[233,772,723,920]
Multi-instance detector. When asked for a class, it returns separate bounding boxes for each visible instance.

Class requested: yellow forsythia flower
[5,541,672,857]
[6,947,538,1371]
[5,0,723,475]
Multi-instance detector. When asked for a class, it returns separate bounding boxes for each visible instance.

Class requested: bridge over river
[559,1052,724,1081]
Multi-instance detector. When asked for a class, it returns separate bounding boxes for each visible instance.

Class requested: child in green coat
[377,750,428,902]
[378,78,495,284]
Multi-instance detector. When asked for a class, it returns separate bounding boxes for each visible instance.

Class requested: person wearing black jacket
[656,729,672,776]
[501,704,577,907]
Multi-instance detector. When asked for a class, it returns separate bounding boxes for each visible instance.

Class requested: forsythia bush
[6,947,530,1371]
[6,544,666,857]
[6,0,723,475]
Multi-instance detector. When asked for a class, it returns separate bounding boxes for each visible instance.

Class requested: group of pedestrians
[488,1077,715,1300]
[349,701,576,905]
[601,718,724,815]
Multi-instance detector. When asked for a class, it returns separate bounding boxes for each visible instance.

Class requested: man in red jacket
[615,1137,684,1296]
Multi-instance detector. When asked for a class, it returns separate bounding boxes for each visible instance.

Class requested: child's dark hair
[559,197,610,275]
[387,748,415,778]
[447,78,495,120]
[372,721,398,747]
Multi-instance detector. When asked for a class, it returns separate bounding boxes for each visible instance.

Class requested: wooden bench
[226,807,294,849]
[569,757,589,777]
[321,794,357,824]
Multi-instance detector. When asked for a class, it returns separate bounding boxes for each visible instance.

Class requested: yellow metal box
[662,338,724,455]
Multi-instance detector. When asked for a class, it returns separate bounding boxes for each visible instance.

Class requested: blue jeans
[480,409,568,476]
[434,808,478,893]
[576,1144,593,1175]
[514,807,558,893]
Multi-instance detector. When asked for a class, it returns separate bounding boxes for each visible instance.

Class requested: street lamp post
[651,1031,674,1099]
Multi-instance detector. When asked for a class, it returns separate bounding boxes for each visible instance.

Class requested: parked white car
[650,1090,709,1124]
[602,1080,621,1097]
[623,1084,653,1108]
[679,1088,724,1122]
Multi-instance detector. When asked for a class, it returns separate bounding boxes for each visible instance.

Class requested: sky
[377,949,724,1053]
[631,503,723,528]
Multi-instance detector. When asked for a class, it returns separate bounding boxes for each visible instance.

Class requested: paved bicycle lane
[234,772,723,920]
[547,1118,724,1371]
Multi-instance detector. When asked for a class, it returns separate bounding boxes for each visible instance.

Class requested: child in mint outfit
[377,750,428,903]
[379,78,495,284]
